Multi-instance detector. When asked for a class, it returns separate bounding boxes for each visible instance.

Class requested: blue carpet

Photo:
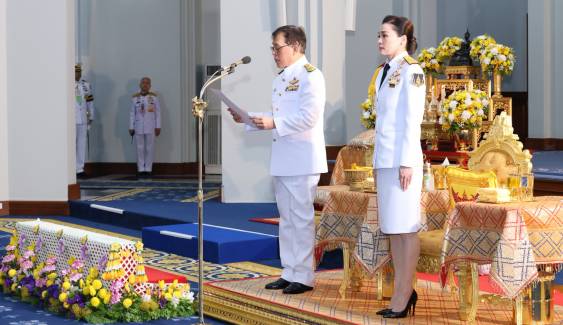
[78,179,221,189]
[70,198,279,235]
[532,151,563,180]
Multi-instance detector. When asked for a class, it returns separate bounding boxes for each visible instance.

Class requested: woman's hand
[399,166,413,191]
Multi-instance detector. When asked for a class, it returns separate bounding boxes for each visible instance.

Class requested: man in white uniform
[129,77,161,177]
[228,25,327,294]
[75,64,94,177]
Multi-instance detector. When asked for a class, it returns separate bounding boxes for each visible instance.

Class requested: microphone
[222,56,251,73]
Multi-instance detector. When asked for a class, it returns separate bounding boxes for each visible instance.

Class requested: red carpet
[248,217,279,225]
[146,266,187,283]
[417,272,563,306]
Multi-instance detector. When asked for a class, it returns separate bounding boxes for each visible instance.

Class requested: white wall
[220,0,278,202]
[528,0,563,138]
[0,0,8,201]
[345,0,393,141]
[77,0,193,163]
[3,0,75,201]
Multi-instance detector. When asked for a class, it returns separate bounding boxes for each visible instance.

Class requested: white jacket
[373,51,425,169]
[130,92,161,135]
[75,79,94,125]
[248,56,328,176]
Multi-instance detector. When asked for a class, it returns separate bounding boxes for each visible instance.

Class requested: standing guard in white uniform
[373,16,425,319]
[129,77,161,177]
[75,64,94,177]
[228,25,327,294]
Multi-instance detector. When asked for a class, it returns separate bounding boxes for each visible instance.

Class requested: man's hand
[251,116,275,130]
[227,108,243,123]
[155,128,161,136]
[129,129,135,136]
[399,166,413,191]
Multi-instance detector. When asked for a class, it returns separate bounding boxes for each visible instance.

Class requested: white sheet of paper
[209,88,253,125]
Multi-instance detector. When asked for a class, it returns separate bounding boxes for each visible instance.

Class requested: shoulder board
[85,95,94,102]
[148,92,157,97]
[403,55,418,65]
[132,92,141,98]
[304,63,316,73]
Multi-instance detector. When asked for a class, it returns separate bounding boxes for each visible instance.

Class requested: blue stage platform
[142,223,279,263]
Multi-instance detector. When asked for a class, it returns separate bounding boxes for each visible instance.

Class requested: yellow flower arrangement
[439,89,490,133]
[417,47,441,75]
[123,298,133,309]
[479,43,515,75]
[470,34,496,59]
[359,98,376,129]
[90,296,100,308]
[436,36,463,61]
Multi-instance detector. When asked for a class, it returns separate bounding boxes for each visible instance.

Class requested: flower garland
[479,43,515,75]
[439,89,490,133]
[359,64,384,129]
[417,47,442,75]
[469,34,496,59]
[436,36,463,62]
[0,232,194,323]
[102,242,125,281]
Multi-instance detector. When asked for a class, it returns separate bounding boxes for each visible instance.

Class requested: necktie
[379,63,390,90]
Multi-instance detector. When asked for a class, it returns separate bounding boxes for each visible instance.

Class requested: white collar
[281,55,308,76]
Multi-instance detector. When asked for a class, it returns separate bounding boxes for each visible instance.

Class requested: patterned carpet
[206,269,563,325]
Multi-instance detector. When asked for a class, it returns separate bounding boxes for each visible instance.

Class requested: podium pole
[192,96,207,325]
[191,61,244,324]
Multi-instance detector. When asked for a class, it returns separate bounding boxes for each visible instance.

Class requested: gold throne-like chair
[416,112,532,320]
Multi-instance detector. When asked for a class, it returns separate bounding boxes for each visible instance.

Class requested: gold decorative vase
[425,74,434,102]
[453,129,470,152]
[493,69,503,98]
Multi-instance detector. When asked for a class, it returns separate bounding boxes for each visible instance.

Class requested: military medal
[285,77,300,91]
[387,60,407,88]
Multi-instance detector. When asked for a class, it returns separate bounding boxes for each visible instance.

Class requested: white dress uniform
[130,92,161,173]
[246,56,327,286]
[75,79,94,173]
[373,51,425,234]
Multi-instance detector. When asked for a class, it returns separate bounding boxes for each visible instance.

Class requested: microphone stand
[191,66,237,325]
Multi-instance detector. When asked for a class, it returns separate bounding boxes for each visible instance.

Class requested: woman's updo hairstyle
[382,15,417,55]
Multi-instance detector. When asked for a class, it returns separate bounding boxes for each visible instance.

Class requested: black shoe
[376,308,392,316]
[76,172,86,179]
[282,282,313,294]
[265,278,291,290]
[383,290,418,319]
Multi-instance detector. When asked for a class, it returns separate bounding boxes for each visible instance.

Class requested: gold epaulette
[403,55,418,65]
[132,92,141,98]
[304,63,316,72]
[148,91,157,96]
[85,95,94,102]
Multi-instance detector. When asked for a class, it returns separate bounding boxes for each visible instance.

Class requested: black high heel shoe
[383,290,418,319]
[376,308,392,315]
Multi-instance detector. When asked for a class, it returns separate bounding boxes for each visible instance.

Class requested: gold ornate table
[441,196,563,324]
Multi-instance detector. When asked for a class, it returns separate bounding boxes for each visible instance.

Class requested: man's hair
[272,25,306,53]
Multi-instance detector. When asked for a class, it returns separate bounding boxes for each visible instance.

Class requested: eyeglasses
[270,44,290,53]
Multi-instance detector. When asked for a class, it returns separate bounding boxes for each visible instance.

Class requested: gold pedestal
[458,262,479,321]
[515,271,556,325]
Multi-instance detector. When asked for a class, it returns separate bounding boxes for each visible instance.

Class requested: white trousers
[135,133,155,172]
[273,174,320,287]
[76,124,87,173]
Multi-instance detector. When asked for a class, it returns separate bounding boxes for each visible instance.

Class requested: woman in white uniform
[372,15,425,318]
